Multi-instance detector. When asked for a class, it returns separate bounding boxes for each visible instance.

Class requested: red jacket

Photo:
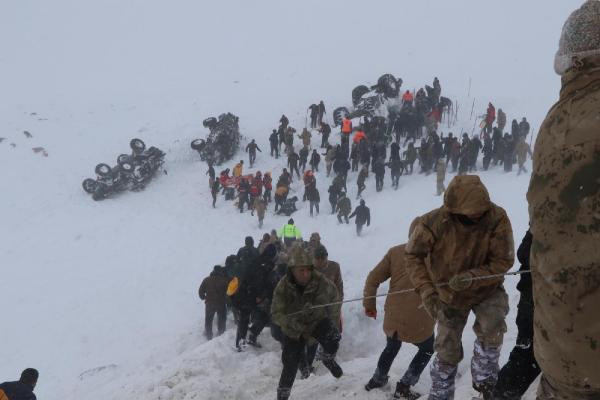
[402,91,414,102]
[486,105,496,124]
[263,175,272,190]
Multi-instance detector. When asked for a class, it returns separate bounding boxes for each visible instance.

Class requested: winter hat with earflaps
[554,0,600,75]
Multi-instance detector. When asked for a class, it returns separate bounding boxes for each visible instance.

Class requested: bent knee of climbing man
[473,288,509,347]
[435,304,470,365]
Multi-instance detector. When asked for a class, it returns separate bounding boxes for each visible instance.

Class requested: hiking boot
[300,365,314,380]
[393,382,421,400]
[473,379,496,400]
[235,338,246,352]
[322,358,343,378]
[247,335,262,348]
[365,375,388,391]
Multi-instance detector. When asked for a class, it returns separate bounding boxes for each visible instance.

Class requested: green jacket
[279,224,302,239]
[271,270,340,340]
[336,196,351,215]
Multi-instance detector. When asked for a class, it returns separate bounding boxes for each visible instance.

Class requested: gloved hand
[422,292,440,320]
[364,308,377,319]
[448,272,474,292]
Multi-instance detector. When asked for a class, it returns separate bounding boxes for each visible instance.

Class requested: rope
[285,269,530,317]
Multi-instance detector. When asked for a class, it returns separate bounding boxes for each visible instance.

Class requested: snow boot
[321,357,343,378]
[235,338,247,352]
[277,387,291,400]
[365,375,388,391]
[247,335,262,348]
[473,379,495,400]
[393,382,421,400]
[299,365,314,380]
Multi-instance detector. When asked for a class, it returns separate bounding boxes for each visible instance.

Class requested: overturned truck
[191,113,241,165]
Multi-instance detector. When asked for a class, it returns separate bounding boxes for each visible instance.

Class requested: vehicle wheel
[95,163,112,177]
[82,178,98,194]
[352,85,370,106]
[120,161,134,173]
[333,107,350,127]
[377,74,399,98]
[203,117,217,129]
[191,138,205,151]
[130,138,146,153]
[117,153,132,166]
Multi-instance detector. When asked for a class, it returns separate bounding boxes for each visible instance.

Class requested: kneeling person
[271,244,343,400]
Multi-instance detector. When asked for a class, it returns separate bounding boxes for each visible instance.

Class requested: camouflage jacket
[271,270,340,340]
[527,59,600,390]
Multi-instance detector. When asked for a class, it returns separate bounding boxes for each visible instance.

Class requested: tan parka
[363,244,434,343]
[405,175,515,309]
[527,57,600,391]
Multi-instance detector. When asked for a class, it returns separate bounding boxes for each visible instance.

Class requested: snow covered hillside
[0,1,577,399]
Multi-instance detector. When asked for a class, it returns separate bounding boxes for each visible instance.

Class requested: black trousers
[279,319,341,391]
[249,307,270,339]
[492,293,540,399]
[375,333,434,386]
[310,201,319,216]
[205,304,227,340]
[356,223,365,236]
[271,143,279,158]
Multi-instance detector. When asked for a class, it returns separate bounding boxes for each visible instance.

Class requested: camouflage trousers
[436,179,445,196]
[537,375,600,400]
[429,288,509,400]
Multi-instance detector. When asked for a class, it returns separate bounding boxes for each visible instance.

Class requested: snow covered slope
[1,1,577,399]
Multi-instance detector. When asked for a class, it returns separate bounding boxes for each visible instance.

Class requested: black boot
[277,387,291,400]
[322,358,343,378]
[247,334,262,348]
[473,379,496,400]
[393,382,421,400]
[365,374,388,391]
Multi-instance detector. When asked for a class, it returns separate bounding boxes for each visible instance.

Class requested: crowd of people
[196,3,600,399]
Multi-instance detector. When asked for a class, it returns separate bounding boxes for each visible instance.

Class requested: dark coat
[199,269,230,308]
[0,381,36,400]
[349,204,371,226]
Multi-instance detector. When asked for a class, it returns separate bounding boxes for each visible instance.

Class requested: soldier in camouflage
[406,175,514,400]
[271,244,343,400]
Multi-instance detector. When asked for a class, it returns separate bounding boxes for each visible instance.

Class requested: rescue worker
[299,146,309,173]
[404,142,417,174]
[328,182,341,215]
[270,129,280,158]
[386,158,403,190]
[277,196,298,217]
[199,265,230,340]
[252,196,267,228]
[527,3,600,397]
[373,157,386,192]
[324,145,336,177]
[271,244,343,400]
[307,232,322,253]
[263,172,273,203]
[317,100,326,126]
[210,179,220,208]
[363,238,435,400]
[402,90,414,105]
[287,150,300,180]
[357,165,368,199]
[280,114,289,130]
[484,102,496,135]
[237,178,250,213]
[406,175,514,399]
[482,132,493,171]
[336,191,351,224]
[300,244,344,376]
[496,108,507,133]
[309,149,320,172]
[0,369,39,400]
[518,117,530,139]
[274,185,289,213]
[436,158,446,196]
[206,161,215,187]
[245,139,262,168]
[307,185,320,217]
[349,199,371,236]
[299,128,311,149]
[279,218,302,247]
[515,137,532,175]
[318,122,331,148]
[341,117,352,158]
[491,230,540,399]
[232,160,244,177]
[308,104,319,128]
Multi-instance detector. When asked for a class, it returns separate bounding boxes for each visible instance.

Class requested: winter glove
[448,272,474,292]
[364,308,377,319]
[422,292,440,320]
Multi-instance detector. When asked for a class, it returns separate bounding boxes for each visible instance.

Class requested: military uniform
[406,175,514,399]
[271,245,343,400]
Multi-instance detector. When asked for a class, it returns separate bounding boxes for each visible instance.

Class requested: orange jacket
[341,118,352,134]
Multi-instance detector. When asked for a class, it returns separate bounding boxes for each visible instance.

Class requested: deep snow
[0,1,578,399]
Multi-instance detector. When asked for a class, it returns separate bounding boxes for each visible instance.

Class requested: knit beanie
[555,0,600,75]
